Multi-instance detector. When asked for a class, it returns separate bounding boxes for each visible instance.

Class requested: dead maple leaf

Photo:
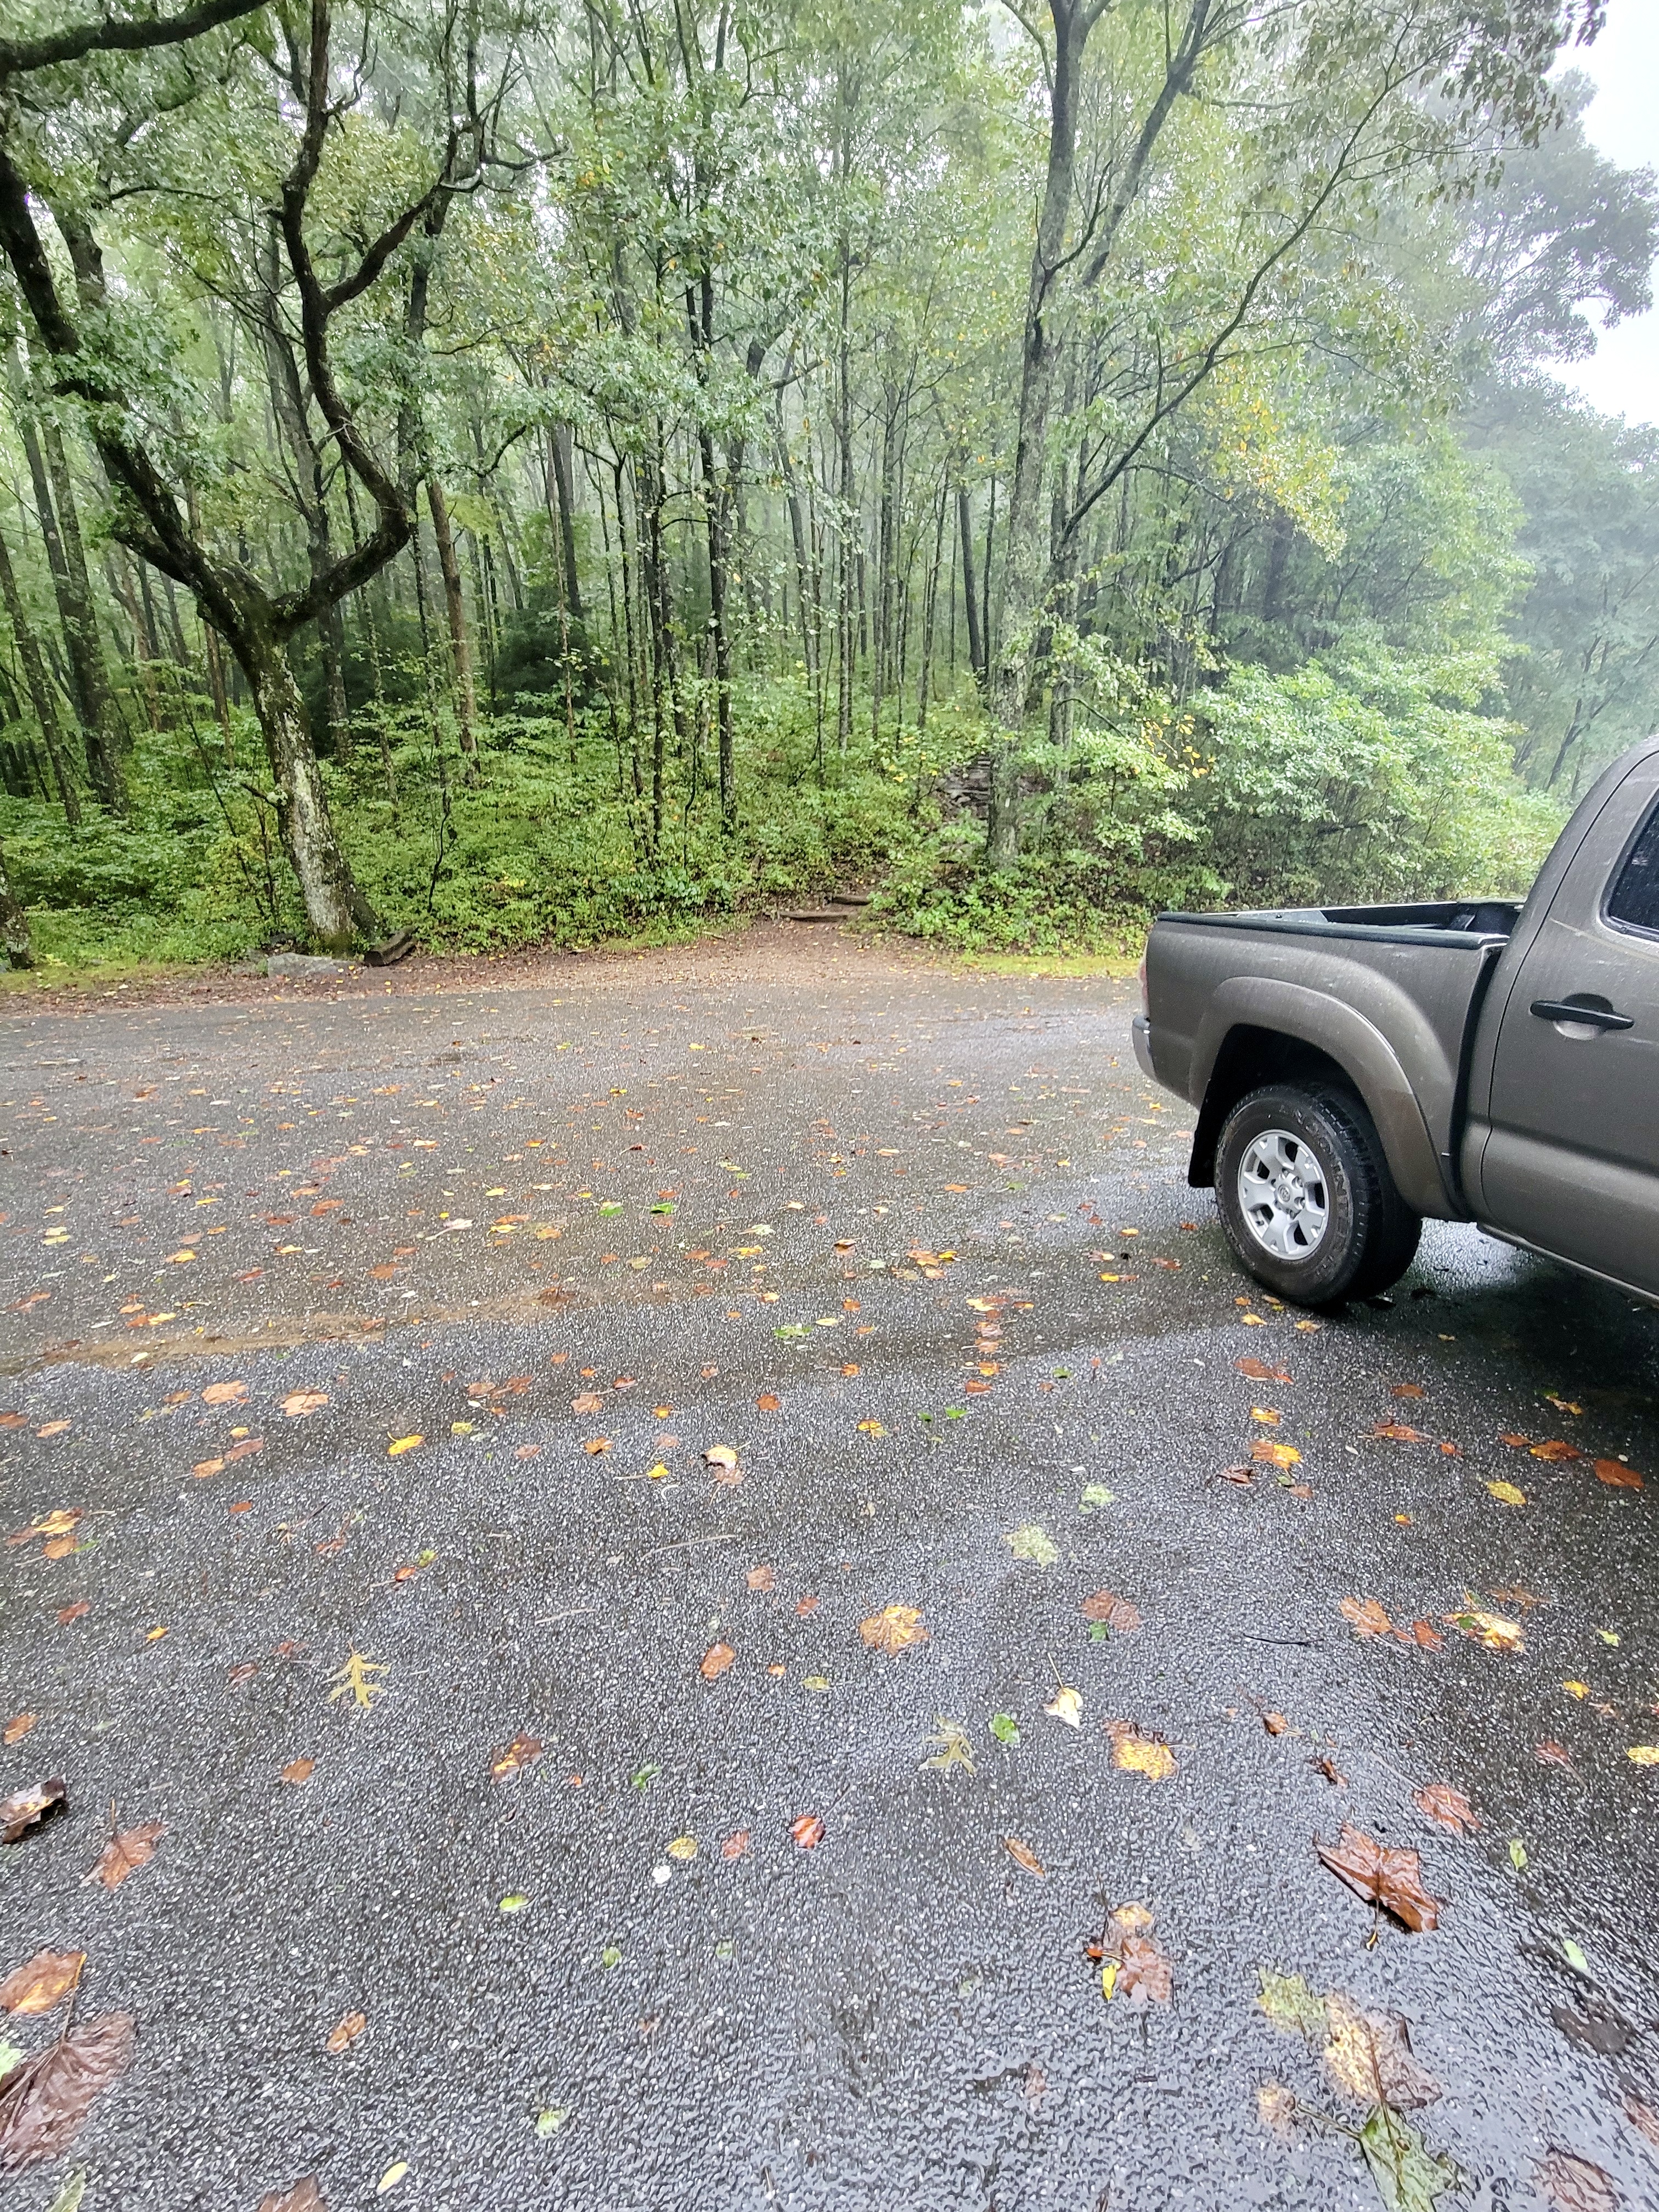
[746,1565,775,1592]
[2,1716,35,1746]
[325,2011,366,2056]
[1404,1619,1446,1650]
[700,1643,736,1680]
[280,1758,315,1786]
[490,1734,544,1781]
[721,1830,751,1860]
[85,1819,164,1891]
[1340,1596,1393,1639]
[1537,2149,1619,2212]
[256,2180,328,2212]
[1081,1590,1141,1632]
[1101,1901,1172,2006]
[1316,1822,1440,1931]
[795,1594,819,1616]
[1004,1837,1045,1877]
[280,1390,329,1419]
[1106,1721,1176,1780]
[0,1950,83,2016]
[1235,1356,1292,1383]
[1594,1460,1643,1490]
[790,1814,825,1850]
[1,1779,66,1844]
[860,1605,930,1656]
[755,1393,781,1412]
[201,1380,247,1407]
[0,2009,132,2166]
[1322,1990,1441,2108]
[1413,1782,1478,1835]
[1531,1440,1582,1463]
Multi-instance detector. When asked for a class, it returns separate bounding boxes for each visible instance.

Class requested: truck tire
[1214,1082,1421,1307]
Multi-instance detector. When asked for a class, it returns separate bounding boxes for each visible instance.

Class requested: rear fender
[1186,980,1454,1218]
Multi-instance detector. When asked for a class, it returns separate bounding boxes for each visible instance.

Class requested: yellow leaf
[857,1419,887,1436]
[1486,1480,1527,1507]
[860,1605,930,1655]
[1044,1685,1083,1728]
[1251,1439,1301,1468]
[377,2163,409,2194]
[387,1435,422,1455]
[1110,1730,1177,1781]
[1563,1681,1589,1699]
[1628,1746,1659,1767]
[646,1463,671,1481]
[667,1835,697,1861]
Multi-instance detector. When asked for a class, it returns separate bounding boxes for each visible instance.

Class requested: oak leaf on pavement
[1316,1823,1440,1931]
[0,2010,132,2167]
[859,1606,929,1655]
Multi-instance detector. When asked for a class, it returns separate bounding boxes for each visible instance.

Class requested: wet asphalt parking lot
[2,923,1657,2212]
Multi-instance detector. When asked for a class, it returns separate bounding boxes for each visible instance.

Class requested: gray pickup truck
[1134,733,1659,1307]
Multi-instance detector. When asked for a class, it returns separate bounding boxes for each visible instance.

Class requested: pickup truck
[1134,733,1659,1307]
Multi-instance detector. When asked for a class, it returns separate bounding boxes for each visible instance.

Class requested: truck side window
[1608,800,1659,939]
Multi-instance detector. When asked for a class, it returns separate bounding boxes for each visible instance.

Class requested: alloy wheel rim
[1237,1127,1330,1262]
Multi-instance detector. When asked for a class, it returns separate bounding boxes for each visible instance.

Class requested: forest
[0,0,1655,973]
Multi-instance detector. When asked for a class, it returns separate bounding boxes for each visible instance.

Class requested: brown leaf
[571,1391,605,1414]
[3,1716,35,1746]
[746,1564,775,1592]
[280,1758,315,1786]
[1,1779,66,1844]
[1309,1754,1348,1786]
[1536,1740,1575,1770]
[1322,1991,1441,2109]
[1391,1383,1426,1399]
[1263,1712,1288,1736]
[1316,1822,1440,1931]
[1102,1903,1172,2005]
[1235,1356,1291,1383]
[1624,2096,1659,2148]
[225,1436,263,1463]
[755,1393,781,1411]
[201,1380,247,1406]
[720,1830,751,1861]
[1594,1460,1643,1490]
[699,1642,736,1680]
[0,2009,132,2167]
[581,1437,611,1455]
[790,1814,825,1850]
[1340,1596,1393,1638]
[325,2010,366,2055]
[1498,1431,1531,1447]
[256,2179,329,2212]
[0,1950,83,2016]
[1372,1421,1427,1442]
[1081,1590,1141,1632]
[859,1605,930,1655]
[1004,1836,1045,1877]
[1413,1782,1479,1835]
[489,1733,544,1781]
[85,1820,164,1891]
[280,1390,329,1419]
[794,1593,819,1616]
[56,1602,91,1626]
[1406,1619,1445,1650]
[1537,2148,1620,2212]
[1531,1439,1582,1463]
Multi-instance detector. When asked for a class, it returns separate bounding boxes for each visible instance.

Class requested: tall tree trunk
[957,484,984,689]
[425,476,479,781]
[19,394,126,812]
[0,521,80,825]
[243,617,377,949]
[0,835,32,968]
[549,421,586,652]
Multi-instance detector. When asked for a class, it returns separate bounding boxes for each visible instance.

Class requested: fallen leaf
[1250,1405,1282,1425]
[860,1605,930,1656]
[1531,1440,1582,1463]
[326,1651,387,1714]
[1623,2096,1659,2148]
[582,1437,611,1455]
[746,1565,774,1592]
[191,1458,224,1479]
[755,1393,780,1412]
[1537,2148,1620,2212]
[1258,1968,1330,2042]
[0,1952,83,2017]
[1257,2082,1298,2138]
[1316,1823,1440,1931]
[1107,1721,1176,1780]
[55,1604,90,1627]
[84,1820,163,1892]
[376,2163,408,2194]
[1235,1356,1291,1383]
[1413,1782,1478,1835]
[1309,1753,1348,1785]
[1487,1480,1528,1507]
[1044,1685,1083,1728]
[795,1594,819,1615]
[1444,1609,1525,1654]
[1358,2104,1460,2210]
[2,1717,35,1747]
[0,2011,132,2166]
[1101,1901,1172,2005]
[1323,1990,1441,2108]
[1392,1383,1426,1400]
[201,1380,247,1407]
[280,1758,314,1786]
[280,1391,329,1419]
[700,1643,736,1680]
[1251,1438,1302,1468]
[1406,1620,1445,1650]
[721,1830,751,1860]
[1004,1837,1045,1877]
[921,1717,976,1775]
[1594,1460,1643,1490]
[1081,1590,1141,1632]
[571,1392,605,1414]
[703,1444,739,1474]
[32,1511,81,1541]
[1,1780,66,1844]
[1340,1596,1393,1639]
[1626,1745,1659,1767]
[325,2011,366,2056]
[256,2180,328,2212]
[386,1435,422,1457]
[856,1419,886,1436]
[1005,1525,1058,1567]
[1263,1712,1288,1735]
[490,1734,544,1781]
[666,1835,697,1862]
[790,1814,825,1850]
[1372,1422,1427,1442]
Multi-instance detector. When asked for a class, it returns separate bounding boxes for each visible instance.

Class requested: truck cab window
[1608,801,1659,938]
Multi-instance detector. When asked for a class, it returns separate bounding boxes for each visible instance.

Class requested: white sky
[1550,0,1659,424]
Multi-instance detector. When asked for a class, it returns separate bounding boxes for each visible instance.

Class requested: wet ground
[2,923,1657,2212]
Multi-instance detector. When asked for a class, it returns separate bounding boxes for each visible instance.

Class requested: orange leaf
[1594,1459,1643,1489]
[1316,1822,1440,1930]
[202,1380,247,1407]
[571,1391,605,1414]
[1235,1356,1291,1384]
[1413,1781,1477,1835]
[280,1757,315,1786]
[1081,1590,1141,1632]
[325,2010,366,2055]
[755,1393,781,1412]
[790,1814,825,1850]
[490,1733,544,1781]
[746,1564,775,1591]
[280,1390,329,1419]
[582,1437,611,1455]
[700,1642,736,1680]
[3,1714,36,1746]
[85,1820,164,1890]
[1530,1438,1581,1462]
[859,1605,929,1655]
[1340,1596,1393,1638]
[1004,1836,1045,1877]
[1371,1421,1427,1442]
[0,1948,83,2016]
[721,1830,751,1860]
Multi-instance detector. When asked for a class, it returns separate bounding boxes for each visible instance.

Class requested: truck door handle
[1530,998,1635,1031]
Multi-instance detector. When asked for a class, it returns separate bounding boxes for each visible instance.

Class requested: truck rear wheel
[1214,1082,1420,1307]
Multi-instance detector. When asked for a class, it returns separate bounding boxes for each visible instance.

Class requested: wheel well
[1187,1028,1358,1188]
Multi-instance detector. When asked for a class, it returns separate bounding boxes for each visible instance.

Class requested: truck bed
[1142,897,1522,1217]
